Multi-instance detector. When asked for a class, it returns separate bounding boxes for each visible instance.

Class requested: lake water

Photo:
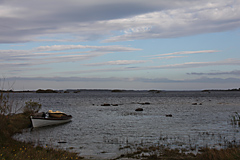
[13,90,240,159]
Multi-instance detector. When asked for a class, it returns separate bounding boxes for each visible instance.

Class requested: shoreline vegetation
[0,87,240,93]
[0,90,83,159]
[0,113,83,160]
[1,90,240,159]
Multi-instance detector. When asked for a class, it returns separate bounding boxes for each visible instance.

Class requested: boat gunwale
[31,116,72,121]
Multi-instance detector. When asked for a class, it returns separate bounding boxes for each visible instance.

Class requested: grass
[231,112,240,126]
[115,128,240,160]
[0,113,83,160]
[116,145,240,160]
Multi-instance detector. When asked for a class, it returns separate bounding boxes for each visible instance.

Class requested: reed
[116,132,240,160]
[231,112,240,126]
[117,143,240,160]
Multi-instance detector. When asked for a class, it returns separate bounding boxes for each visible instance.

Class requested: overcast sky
[1,0,240,90]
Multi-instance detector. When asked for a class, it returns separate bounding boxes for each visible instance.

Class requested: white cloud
[146,50,219,59]
[156,50,219,56]
[85,60,149,66]
[104,1,240,42]
[34,45,141,52]
[0,0,239,43]
[0,44,141,72]
[150,56,186,60]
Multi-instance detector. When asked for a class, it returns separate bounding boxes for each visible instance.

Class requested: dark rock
[58,141,67,143]
[166,114,172,117]
[135,108,143,111]
[138,102,150,105]
[101,103,111,106]
[192,103,198,105]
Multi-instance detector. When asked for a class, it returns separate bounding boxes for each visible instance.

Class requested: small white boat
[31,111,72,128]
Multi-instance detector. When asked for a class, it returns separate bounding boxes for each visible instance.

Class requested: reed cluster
[116,130,240,160]
[231,112,240,126]
[117,143,240,160]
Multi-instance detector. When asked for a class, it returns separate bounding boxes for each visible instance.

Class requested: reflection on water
[13,91,240,159]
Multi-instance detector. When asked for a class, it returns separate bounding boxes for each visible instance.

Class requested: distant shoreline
[1,88,240,93]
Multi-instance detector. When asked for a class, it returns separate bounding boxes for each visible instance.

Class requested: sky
[1,0,240,90]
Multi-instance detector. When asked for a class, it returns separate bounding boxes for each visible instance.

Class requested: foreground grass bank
[0,113,83,160]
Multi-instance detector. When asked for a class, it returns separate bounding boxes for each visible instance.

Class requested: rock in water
[135,108,143,111]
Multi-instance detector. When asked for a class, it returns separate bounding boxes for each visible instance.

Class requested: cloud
[34,45,141,52]
[134,77,240,84]
[188,70,240,76]
[104,1,240,42]
[150,58,240,69]
[6,76,240,84]
[0,44,141,73]
[150,56,187,60]
[84,60,149,66]
[55,58,240,75]
[145,50,219,60]
[0,0,240,43]
[151,50,219,57]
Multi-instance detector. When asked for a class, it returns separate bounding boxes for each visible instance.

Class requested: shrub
[23,100,42,115]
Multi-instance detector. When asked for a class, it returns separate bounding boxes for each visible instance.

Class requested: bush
[23,100,42,115]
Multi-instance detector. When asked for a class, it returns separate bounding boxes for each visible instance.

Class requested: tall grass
[231,112,240,127]
[117,142,240,160]
[116,129,240,159]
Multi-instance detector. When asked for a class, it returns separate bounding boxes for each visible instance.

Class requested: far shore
[1,88,240,93]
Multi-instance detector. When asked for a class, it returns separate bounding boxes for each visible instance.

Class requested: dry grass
[0,114,84,160]
[116,143,240,160]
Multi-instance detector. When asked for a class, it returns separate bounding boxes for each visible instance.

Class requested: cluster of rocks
[98,102,174,118]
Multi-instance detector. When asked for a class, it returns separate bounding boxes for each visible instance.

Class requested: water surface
[13,90,240,159]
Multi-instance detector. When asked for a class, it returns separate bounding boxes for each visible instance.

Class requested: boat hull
[31,116,72,128]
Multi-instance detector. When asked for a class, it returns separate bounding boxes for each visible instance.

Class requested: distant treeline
[202,88,240,92]
[0,89,59,93]
[1,89,146,93]
[0,90,34,93]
